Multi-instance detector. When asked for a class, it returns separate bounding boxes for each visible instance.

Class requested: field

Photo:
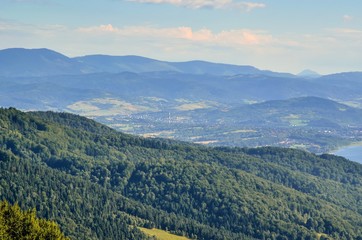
[139,227,190,240]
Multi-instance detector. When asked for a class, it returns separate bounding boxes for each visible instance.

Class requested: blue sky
[1,0,362,74]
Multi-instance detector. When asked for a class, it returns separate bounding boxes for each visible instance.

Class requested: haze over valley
[1,48,362,153]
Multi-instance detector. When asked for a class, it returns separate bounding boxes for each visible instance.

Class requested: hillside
[97,97,362,153]
[1,108,362,239]
[217,96,362,127]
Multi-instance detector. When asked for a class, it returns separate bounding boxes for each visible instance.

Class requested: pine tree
[0,200,69,240]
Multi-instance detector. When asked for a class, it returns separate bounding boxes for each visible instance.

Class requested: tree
[0,200,69,240]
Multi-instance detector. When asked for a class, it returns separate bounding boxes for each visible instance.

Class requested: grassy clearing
[316,232,330,240]
[139,227,190,240]
[194,140,219,145]
[282,114,308,126]
[174,101,211,111]
[67,98,154,116]
[288,119,308,126]
[67,101,100,112]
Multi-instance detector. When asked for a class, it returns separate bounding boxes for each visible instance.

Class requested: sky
[1,0,362,74]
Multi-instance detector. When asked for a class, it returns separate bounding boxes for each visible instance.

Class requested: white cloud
[242,2,265,11]
[77,24,275,47]
[330,28,362,35]
[78,24,119,33]
[127,0,265,11]
[343,15,353,22]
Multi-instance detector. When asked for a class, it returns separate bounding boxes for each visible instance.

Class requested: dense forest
[0,107,361,239]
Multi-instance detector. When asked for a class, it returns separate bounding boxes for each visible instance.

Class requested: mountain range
[1,48,362,105]
[1,48,362,153]
[0,48,292,77]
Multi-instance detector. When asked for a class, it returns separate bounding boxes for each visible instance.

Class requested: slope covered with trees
[0,200,69,239]
[0,108,361,239]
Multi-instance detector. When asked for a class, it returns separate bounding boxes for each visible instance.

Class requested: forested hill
[1,108,362,239]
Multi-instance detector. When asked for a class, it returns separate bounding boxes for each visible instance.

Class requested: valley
[94,97,362,153]
[1,48,362,154]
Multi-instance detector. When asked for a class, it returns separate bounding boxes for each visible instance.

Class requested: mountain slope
[220,96,362,127]
[74,54,293,77]
[73,55,180,73]
[0,108,361,239]
[0,48,85,77]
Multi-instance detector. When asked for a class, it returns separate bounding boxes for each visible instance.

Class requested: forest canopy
[0,107,361,239]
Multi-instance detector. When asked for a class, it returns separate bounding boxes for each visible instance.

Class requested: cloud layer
[128,0,266,11]
[78,24,274,46]
[343,15,353,22]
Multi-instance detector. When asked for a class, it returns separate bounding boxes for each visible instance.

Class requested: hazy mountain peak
[0,48,83,77]
[297,69,321,78]
[0,48,69,60]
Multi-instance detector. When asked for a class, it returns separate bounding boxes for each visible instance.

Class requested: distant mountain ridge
[75,54,294,77]
[0,48,85,77]
[2,47,361,78]
[0,48,293,77]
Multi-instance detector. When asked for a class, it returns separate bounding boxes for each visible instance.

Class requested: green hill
[0,107,361,239]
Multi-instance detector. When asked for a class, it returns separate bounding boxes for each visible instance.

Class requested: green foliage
[0,107,362,239]
[0,200,69,240]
